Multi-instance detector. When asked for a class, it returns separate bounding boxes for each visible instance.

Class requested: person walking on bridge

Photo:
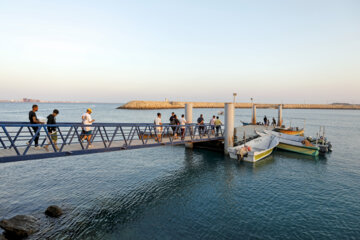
[27,104,43,149]
[81,108,95,148]
[44,109,59,151]
[180,114,187,140]
[154,113,162,142]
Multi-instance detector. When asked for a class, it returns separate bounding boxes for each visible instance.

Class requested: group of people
[27,105,95,150]
[27,106,224,149]
[263,115,277,126]
[154,112,223,142]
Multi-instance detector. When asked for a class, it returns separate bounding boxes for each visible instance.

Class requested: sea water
[0,103,359,239]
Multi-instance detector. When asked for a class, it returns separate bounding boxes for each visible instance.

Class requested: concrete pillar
[185,103,193,123]
[185,103,193,149]
[224,103,235,155]
[278,105,283,127]
[251,104,257,125]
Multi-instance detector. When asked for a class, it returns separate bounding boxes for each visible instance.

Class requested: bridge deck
[0,122,224,163]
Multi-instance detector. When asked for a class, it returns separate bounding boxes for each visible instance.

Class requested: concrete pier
[224,103,235,155]
[251,104,257,124]
[278,105,283,126]
[185,103,193,149]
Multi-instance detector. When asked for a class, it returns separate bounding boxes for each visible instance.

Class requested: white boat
[256,130,319,156]
[228,135,279,162]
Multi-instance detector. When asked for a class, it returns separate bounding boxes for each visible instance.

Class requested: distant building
[22,98,40,103]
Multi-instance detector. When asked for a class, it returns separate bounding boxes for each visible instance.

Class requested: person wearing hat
[81,108,95,147]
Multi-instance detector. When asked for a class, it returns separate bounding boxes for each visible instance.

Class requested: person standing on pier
[215,116,222,136]
[154,113,162,142]
[28,104,42,149]
[81,108,95,148]
[169,112,176,136]
[173,114,180,139]
[263,115,268,126]
[180,114,187,140]
[210,115,216,135]
[272,117,276,127]
[44,109,59,151]
[197,114,205,135]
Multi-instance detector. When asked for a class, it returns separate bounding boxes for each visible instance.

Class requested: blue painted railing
[0,122,224,162]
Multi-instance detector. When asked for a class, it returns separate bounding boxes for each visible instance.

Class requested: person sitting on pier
[210,115,216,135]
[154,113,162,142]
[180,114,187,140]
[81,108,95,148]
[214,116,222,136]
[27,104,43,149]
[197,114,205,135]
[44,109,59,151]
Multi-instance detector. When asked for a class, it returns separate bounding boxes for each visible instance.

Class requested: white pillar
[185,103,193,148]
[251,104,257,125]
[278,105,283,127]
[185,103,193,123]
[224,103,235,155]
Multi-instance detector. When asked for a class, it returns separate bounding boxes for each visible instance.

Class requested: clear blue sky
[0,0,359,103]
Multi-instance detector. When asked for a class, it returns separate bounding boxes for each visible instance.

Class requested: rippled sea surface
[0,103,359,239]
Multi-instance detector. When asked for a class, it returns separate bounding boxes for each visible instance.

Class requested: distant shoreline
[118,101,360,110]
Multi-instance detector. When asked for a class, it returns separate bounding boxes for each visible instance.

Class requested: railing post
[224,103,234,155]
[185,103,193,149]
[278,104,283,127]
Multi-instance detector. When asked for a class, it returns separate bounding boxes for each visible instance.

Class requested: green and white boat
[258,130,319,156]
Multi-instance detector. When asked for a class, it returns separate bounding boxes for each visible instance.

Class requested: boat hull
[277,143,319,156]
[245,147,275,162]
[277,129,304,136]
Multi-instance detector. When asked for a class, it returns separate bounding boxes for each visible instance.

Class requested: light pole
[233,93,237,104]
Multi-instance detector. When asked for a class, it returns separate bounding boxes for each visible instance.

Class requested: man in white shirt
[81,108,95,147]
[154,113,162,142]
[180,114,187,140]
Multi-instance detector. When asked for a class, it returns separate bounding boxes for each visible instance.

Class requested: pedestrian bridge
[0,122,224,163]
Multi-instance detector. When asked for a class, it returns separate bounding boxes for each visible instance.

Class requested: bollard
[278,105,283,127]
[185,103,193,149]
[251,104,257,125]
[224,103,235,155]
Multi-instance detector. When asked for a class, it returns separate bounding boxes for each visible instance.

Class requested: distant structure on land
[22,98,40,103]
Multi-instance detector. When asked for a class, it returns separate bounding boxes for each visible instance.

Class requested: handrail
[0,121,224,162]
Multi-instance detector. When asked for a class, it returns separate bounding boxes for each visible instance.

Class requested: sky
[0,0,359,103]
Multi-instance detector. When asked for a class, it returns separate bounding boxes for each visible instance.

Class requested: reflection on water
[0,104,360,239]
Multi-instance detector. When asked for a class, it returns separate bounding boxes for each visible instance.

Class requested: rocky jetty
[0,215,39,239]
[118,101,360,110]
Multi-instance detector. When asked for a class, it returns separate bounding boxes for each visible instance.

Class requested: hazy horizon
[1,0,359,104]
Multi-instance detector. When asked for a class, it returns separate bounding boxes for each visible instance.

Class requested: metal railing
[0,122,224,162]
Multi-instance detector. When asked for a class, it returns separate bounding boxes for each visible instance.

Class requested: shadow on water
[33,148,224,239]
